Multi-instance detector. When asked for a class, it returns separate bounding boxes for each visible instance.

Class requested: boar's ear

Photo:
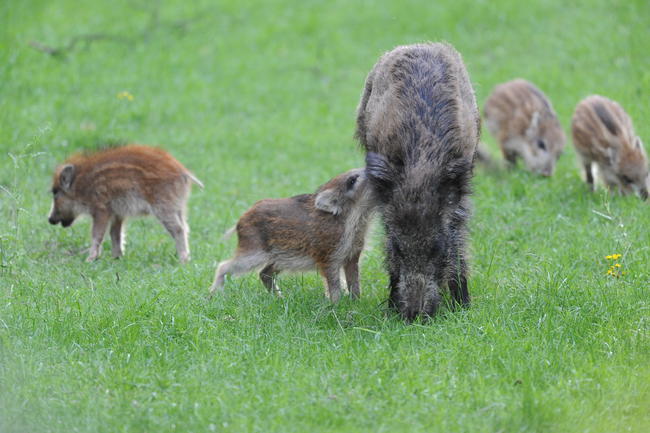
[59,164,76,191]
[365,152,395,199]
[525,111,540,140]
[315,189,342,215]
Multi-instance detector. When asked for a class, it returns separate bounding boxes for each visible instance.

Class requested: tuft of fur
[571,95,649,200]
[48,145,202,262]
[483,79,565,176]
[208,169,378,302]
[355,42,479,320]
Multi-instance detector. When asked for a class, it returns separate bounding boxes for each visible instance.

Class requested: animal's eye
[346,175,359,190]
[621,175,633,184]
[52,187,60,195]
[537,139,547,151]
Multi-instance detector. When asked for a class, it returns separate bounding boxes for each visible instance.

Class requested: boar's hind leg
[156,210,190,263]
[110,217,124,258]
[259,264,281,296]
[343,253,361,300]
[209,253,267,296]
[87,211,111,262]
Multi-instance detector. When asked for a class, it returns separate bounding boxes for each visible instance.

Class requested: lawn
[1,0,649,432]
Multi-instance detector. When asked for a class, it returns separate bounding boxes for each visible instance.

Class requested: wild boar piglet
[208,168,377,302]
[572,95,649,200]
[484,79,565,176]
[48,145,203,262]
[356,42,479,320]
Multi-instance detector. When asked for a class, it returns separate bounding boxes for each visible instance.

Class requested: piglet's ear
[365,152,395,198]
[607,147,618,165]
[59,164,76,191]
[636,137,646,155]
[315,189,342,215]
[525,111,540,140]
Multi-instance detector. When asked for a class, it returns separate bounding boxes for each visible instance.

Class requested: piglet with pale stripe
[571,95,649,200]
[48,145,203,262]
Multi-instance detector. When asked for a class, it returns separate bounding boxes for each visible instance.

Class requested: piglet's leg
[343,254,361,300]
[208,253,267,298]
[156,211,190,263]
[110,217,124,258]
[259,264,282,297]
[321,265,342,304]
[87,212,110,262]
[584,162,594,191]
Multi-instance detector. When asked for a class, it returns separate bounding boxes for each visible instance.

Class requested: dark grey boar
[355,42,480,320]
[208,168,377,302]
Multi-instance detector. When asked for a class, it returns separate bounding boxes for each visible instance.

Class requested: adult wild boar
[356,42,480,320]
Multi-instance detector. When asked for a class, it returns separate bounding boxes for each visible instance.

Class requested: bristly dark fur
[355,42,479,321]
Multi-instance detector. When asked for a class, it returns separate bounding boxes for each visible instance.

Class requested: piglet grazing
[48,145,203,262]
[208,168,377,302]
[571,95,649,200]
[484,79,565,176]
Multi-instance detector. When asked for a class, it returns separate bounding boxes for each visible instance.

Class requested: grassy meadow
[1,0,649,432]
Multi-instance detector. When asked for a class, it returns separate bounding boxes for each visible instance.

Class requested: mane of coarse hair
[390,43,469,173]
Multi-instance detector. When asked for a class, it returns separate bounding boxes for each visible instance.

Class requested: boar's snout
[48,216,58,225]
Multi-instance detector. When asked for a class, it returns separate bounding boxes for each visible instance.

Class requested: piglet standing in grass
[355,42,479,320]
[48,145,203,262]
[571,95,649,200]
[484,79,565,176]
[208,168,377,302]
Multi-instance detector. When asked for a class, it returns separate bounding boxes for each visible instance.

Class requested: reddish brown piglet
[48,145,203,262]
[208,168,377,302]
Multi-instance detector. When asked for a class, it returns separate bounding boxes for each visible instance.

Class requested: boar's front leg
[87,211,111,262]
[320,265,342,303]
[448,273,470,308]
[448,252,470,308]
[343,253,361,300]
[110,217,124,258]
[386,238,401,310]
[388,271,401,311]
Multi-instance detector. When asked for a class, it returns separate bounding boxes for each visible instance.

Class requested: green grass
[1,0,649,432]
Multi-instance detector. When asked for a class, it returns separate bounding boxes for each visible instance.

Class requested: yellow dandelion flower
[605,255,612,260]
[117,91,134,101]
[612,254,621,260]
[614,263,621,268]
